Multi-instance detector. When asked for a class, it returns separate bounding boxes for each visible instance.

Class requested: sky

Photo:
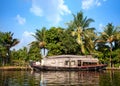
[0,0,120,50]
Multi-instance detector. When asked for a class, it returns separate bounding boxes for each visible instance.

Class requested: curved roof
[47,55,93,58]
[43,55,99,62]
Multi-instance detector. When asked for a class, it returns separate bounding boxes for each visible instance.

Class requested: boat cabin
[41,55,99,67]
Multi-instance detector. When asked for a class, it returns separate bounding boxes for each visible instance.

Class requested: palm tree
[96,23,120,67]
[28,41,42,60]
[5,32,19,64]
[0,45,7,65]
[19,47,28,61]
[69,11,95,54]
[113,26,120,50]
[0,31,19,65]
[32,27,46,58]
[83,28,97,54]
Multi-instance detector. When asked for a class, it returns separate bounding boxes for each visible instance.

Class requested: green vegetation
[68,11,96,54]
[0,32,19,66]
[0,11,120,67]
[95,23,120,67]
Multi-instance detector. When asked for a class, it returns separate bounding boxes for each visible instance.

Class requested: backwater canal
[0,70,120,86]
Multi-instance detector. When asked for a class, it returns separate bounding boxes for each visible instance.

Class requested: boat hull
[30,64,107,71]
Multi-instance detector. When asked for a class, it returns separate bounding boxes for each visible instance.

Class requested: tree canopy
[0,11,120,67]
[0,32,19,65]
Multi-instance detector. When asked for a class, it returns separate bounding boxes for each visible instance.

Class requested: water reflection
[31,71,100,86]
[99,70,120,86]
[0,70,120,86]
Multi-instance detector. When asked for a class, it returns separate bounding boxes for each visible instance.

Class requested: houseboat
[30,55,107,71]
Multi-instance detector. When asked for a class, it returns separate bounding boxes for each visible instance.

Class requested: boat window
[65,61,69,65]
[83,62,97,66]
[91,62,97,65]
[71,60,75,66]
[78,60,81,66]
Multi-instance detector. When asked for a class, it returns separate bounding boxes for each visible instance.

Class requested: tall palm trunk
[70,11,94,55]
[110,43,113,68]
[6,48,11,64]
[2,58,5,66]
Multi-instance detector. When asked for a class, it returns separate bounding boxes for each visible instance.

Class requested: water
[0,70,120,86]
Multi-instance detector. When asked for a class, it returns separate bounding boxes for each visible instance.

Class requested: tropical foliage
[45,27,80,55]
[31,27,46,58]
[0,11,120,67]
[0,32,19,65]
[67,11,96,54]
[95,23,120,67]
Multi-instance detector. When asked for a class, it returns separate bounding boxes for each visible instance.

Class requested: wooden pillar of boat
[81,61,83,66]
[68,57,71,68]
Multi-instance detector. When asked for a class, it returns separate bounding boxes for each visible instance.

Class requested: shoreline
[0,66,120,71]
[0,66,31,71]
[106,67,120,70]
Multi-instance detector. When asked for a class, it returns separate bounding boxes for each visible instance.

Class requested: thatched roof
[47,55,93,59]
[43,55,98,62]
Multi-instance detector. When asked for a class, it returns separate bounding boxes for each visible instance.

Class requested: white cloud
[96,0,101,6]
[58,0,71,15]
[20,31,35,46]
[22,31,34,38]
[98,23,105,32]
[16,14,26,25]
[82,0,106,10]
[30,0,71,25]
[12,31,35,50]
[99,23,103,29]
[30,3,43,16]
[82,0,94,9]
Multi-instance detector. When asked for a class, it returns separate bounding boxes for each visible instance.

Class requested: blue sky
[0,0,120,50]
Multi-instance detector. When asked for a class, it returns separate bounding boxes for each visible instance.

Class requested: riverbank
[106,67,120,70]
[0,66,31,71]
[0,66,120,71]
